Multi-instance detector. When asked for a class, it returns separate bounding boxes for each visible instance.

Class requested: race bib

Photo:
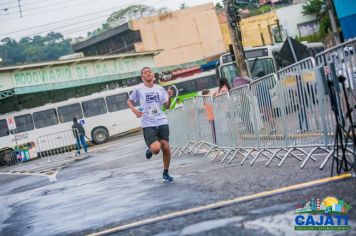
[148,106,160,117]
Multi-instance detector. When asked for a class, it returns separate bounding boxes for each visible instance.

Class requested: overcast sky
[0,0,221,41]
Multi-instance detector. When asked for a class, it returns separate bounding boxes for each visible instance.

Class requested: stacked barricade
[36,129,79,161]
[167,38,356,170]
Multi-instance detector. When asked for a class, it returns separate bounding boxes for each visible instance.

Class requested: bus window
[196,75,217,91]
[82,98,107,117]
[106,93,129,112]
[176,80,198,94]
[33,109,59,129]
[15,114,34,133]
[248,58,275,78]
[0,119,9,137]
[58,104,83,123]
[220,63,239,85]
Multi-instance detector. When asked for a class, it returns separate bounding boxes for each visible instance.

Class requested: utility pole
[224,0,248,77]
[17,0,23,17]
[327,0,340,44]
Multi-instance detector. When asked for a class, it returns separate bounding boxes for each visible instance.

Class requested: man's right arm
[127,99,143,118]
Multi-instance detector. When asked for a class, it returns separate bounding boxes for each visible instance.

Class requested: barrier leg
[211,148,222,162]
[221,149,234,163]
[240,149,255,165]
[228,149,242,164]
[320,150,334,170]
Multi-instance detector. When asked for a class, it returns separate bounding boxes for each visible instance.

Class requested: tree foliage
[302,0,325,18]
[179,3,188,9]
[298,0,331,43]
[215,2,224,10]
[0,32,73,66]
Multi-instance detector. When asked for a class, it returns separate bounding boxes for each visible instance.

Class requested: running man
[127,67,174,182]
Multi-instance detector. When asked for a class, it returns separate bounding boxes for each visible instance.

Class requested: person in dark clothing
[72,117,88,155]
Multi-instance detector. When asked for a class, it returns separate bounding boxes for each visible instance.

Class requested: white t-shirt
[129,83,169,128]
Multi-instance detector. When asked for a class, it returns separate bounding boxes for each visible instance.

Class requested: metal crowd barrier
[167,107,187,157]
[36,129,79,161]
[168,38,356,172]
[313,38,356,171]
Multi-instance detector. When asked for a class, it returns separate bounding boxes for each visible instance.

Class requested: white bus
[217,42,325,84]
[0,86,141,157]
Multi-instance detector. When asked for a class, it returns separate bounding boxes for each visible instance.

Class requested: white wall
[276,3,317,38]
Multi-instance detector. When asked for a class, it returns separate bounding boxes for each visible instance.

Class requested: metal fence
[167,38,356,171]
[36,129,80,160]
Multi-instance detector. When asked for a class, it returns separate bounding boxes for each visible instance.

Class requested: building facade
[0,52,157,114]
[73,3,227,68]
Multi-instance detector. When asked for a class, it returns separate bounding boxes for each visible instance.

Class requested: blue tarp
[339,14,356,40]
[334,0,356,40]
[333,0,356,18]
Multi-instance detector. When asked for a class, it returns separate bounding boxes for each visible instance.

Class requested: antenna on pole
[17,0,23,17]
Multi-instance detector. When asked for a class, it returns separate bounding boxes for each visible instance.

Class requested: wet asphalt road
[0,134,355,236]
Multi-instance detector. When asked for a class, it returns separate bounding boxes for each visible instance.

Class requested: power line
[3,0,88,16]
[12,15,108,39]
[1,0,123,21]
[61,21,105,35]
[5,0,58,10]
[0,8,114,36]
[0,0,20,6]
[9,0,167,40]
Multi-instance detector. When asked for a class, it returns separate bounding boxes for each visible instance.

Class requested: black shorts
[143,124,169,147]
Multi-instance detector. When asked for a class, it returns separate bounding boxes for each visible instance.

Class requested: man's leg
[76,138,81,154]
[160,140,171,170]
[143,127,161,159]
[149,141,161,155]
[158,124,173,181]
[80,135,88,153]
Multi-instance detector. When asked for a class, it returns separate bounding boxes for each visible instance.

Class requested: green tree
[299,0,330,42]
[106,5,163,26]
[179,3,188,9]
[215,2,224,10]
[88,4,168,37]
[0,32,73,66]
[302,0,324,19]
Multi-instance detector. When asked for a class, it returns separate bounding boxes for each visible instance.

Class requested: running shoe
[146,148,153,160]
[163,172,174,182]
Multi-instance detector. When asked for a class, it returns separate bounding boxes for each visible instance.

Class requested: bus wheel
[92,127,109,144]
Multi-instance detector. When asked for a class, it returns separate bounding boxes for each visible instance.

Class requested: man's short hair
[140,67,151,75]
[73,117,77,123]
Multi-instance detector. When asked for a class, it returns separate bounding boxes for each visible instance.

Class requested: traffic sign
[6,117,16,130]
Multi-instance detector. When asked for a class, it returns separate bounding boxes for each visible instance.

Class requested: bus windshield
[248,58,275,78]
[220,63,239,84]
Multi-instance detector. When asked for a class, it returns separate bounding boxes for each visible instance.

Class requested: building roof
[0,50,161,72]
[72,23,131,51]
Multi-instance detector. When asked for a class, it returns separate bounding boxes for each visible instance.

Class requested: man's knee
[150,141,161,154]
[160,140,170,151]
